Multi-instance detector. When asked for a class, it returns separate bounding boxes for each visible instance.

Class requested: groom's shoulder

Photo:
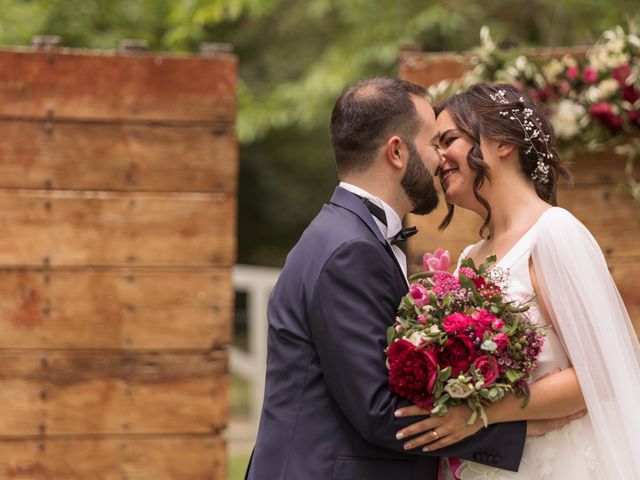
[283,202,380,272]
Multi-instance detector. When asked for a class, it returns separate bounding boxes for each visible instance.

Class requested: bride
[394,83,640,479]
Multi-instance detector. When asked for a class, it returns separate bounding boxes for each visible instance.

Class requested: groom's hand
[394,404,484,452]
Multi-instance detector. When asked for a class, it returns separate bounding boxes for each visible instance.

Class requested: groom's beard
[402,141,440,215]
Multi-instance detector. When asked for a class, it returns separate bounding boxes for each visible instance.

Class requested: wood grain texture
[0,121,237,192]
[0,436,225,479]
[0,49,236,122]
[0,351,227,436]
[0,269,232,349]
[0,190,235,267]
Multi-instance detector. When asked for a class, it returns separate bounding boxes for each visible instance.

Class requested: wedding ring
[432,429,439,440]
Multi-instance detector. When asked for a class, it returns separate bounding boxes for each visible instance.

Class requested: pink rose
[473,355,500,386]
[417,314,427,325]
[442,313,472,334]
[493,333,510,351]
[423,248,451,272]
[410,283,431,307]
[491,319,505,331]
[582,67,598,84]
[566,66,579,80]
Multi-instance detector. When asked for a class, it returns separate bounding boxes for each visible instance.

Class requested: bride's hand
[394,404,483,451]
[527,409,588,436]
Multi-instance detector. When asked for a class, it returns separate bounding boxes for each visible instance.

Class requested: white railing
[231,264,281,429]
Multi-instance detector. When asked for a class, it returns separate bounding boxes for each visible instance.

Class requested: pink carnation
[442,313,472,334]
[471,309,498,338]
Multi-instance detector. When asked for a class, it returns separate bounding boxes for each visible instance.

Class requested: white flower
[585,79,620,103]
[429,325,441,334]
[407,331,430,346]
[543,59,564,83]
[551,100,587,140]
[444,378,475,399]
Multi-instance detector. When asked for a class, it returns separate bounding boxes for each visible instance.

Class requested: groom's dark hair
[330,77,427,176]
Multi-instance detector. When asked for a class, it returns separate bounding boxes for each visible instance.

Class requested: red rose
[438,335,475,377]
[388,340,438,409]
[612,64,631,85]
[473,355,500,386]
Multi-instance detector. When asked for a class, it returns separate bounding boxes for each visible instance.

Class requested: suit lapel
[329,186,408,289]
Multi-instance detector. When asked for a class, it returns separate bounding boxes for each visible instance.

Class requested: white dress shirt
[339,182,409,283]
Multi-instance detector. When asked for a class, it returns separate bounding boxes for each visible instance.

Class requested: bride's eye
[443,136,457,147]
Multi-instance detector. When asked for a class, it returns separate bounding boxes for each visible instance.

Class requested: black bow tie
[358,196,418,245]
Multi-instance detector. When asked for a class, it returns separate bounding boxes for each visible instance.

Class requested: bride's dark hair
[434,83,573,238]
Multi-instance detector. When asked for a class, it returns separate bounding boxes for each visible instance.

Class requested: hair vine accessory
[489,89,552,184]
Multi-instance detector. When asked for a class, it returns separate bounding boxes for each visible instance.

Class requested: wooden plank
[0,190,235,267]
[0,435,225,479]
[0,351,227,436]
[0,49,236,122]
[0,269,232,349]
[561,149,636,186]
[0,121,237,192]
[558,187,640,259]
[408,184,639,274]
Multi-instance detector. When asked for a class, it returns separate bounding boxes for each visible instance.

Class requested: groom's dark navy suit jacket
[246,186,526,479]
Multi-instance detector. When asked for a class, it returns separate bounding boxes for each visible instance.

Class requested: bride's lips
[440,168,459,184]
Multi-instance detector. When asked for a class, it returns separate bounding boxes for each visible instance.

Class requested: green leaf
[386,326,395,347]
[467,408,478,425]
[480,406,489,427]
[505,368,524,383]
[438,366,452,382]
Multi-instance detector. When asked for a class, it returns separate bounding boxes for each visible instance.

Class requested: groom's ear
[385,136,404,170]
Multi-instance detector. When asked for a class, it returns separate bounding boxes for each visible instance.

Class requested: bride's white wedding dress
[451,207,640,479]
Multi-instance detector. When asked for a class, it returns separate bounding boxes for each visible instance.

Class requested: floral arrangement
[386,249,545,425]
[428,21,640,203]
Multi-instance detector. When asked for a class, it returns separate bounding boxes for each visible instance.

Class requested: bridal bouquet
[386,249,545,425]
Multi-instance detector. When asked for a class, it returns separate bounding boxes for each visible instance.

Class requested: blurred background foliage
[0,0,635,266]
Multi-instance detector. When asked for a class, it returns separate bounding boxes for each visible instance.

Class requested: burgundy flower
[589,102,622,130]
[612,64,631,86]
[438,335,476,377]
[474,355,500,386]
[388,340,438,409]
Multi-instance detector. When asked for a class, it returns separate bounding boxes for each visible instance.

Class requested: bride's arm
[486,259,587,423]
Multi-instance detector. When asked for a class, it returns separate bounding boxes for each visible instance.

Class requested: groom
[245,78,526,479]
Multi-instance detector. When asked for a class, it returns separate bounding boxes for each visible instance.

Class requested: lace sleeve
[531,207,640,476]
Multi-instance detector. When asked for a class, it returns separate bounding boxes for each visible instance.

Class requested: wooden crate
[400,50,640,336]
[0,42,237,478]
